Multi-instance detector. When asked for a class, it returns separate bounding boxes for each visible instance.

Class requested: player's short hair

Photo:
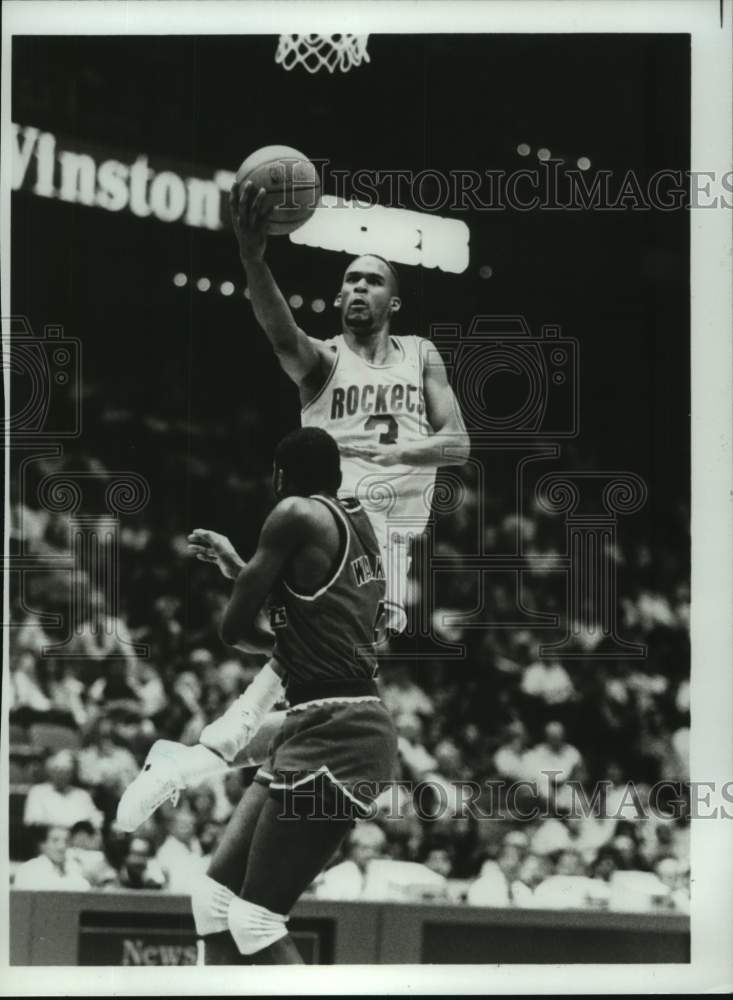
[348,254,400,296]
[274,427,342,497]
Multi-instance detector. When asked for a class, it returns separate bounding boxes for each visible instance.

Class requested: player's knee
[227,896,289,955]
[190,874,236,936]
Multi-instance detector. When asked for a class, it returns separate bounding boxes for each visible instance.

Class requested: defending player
[233,179,470,633]
[118,428,397,963]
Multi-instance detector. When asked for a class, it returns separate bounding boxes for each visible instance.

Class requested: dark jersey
[268,495,385,683]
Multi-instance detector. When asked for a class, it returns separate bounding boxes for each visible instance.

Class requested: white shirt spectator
[381,680,434,719]
[529,818,572,856]
[521,660,575,705]
[315,858,446,902]
[13,853,90,891]
[493,743,527,782]
[129,664,167,718]
[11,663,51,712]
[23,783,103,830]
[157,833,207,893]
[532,875,608,909]
[522,726,582,799]
[466,861,511,907]
[398,736,437,774]
[77,743,139,797]
[67,847,117,888]
[608,870,671,912]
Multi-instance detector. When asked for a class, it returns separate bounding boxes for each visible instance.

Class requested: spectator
[314,823,446,902]
[520,658,575,707]
[512,853,552,906]
[118,835,167,890]
[529,817,573,857]
[493,721,530,782]
[11,613,51,658]
[198,820,225,858]
[422,846,454,879]
[13,825,91,891]
[394,713,437,782]
[610,833,640,870]
[23,751,103,831]
[66,590,138,686]
[466,843,522,907]
[654,857,689,913]
[590,847,621,883]
[67,820,118,887]
[187,783,218,827]
[153,671,203,742]
[522,721,583,806]
[47,663,88,729]
[127,661,167,719]
[555,847,587,877]
[10,651,51,713]
[157,809,207,893]
[380,665,434,719]
[77,717,140,803]
[217,659,248,704]
[87,660,143,721]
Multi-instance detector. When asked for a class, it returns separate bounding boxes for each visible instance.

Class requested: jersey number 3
[364,414,399,444]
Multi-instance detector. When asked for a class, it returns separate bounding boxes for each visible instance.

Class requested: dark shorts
[254,698,398,820]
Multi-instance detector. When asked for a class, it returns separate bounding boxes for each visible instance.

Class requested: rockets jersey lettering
[268,495,385,683]
[302,335,437,538]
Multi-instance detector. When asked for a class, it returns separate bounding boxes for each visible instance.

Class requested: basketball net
[275,34,370,74]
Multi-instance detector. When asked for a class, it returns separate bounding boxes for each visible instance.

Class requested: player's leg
[116,711,285,832]
[361,505,410,635]
[383,532,411,634]
[192,777,270,965]
[228,783,354,964]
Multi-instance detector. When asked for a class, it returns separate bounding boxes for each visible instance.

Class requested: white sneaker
[200,703,257,763]
[117,740,222,832]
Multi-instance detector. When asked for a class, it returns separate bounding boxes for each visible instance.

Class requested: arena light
[173,273,187,287]
[479,265,493,279]
[220,281,235,296]
[196,277,211,292]
[289,294,304,309]
[516,143,531,156]
[537,148,552,162]
[577,156,592,170]
[290,195,470,274]
[311,298,326,314]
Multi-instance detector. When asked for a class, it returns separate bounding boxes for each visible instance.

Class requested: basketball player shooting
[119,428,397,964]
[233,178,470,635]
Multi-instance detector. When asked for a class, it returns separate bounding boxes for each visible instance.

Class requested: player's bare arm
[187,528,274,655]
[230,180,333,396]
[341,345,470,468]
[219,498,312,649]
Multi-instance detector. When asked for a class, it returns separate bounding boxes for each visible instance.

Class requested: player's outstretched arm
[220,498,307,648]
[230,180,328,388]
[418,344,471,465]
[187,528,273,653]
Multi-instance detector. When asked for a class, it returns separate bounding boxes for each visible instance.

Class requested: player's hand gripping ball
[235,145,321,236]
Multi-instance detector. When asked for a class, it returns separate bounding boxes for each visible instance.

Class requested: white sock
[181,743,231,782]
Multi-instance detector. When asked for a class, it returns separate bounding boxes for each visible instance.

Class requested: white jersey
[302,334,437,541]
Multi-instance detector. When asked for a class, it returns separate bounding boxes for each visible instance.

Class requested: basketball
[235,145,320,235]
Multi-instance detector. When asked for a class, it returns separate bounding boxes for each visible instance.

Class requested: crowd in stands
[8,416,691,914]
